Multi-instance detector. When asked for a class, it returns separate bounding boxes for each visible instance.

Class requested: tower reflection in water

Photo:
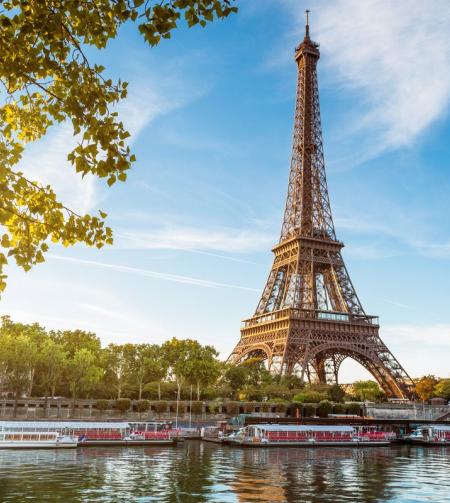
[226,447,397,502]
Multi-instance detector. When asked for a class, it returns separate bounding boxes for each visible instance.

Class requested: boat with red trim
[227,424,395,447]
[0,421,179,446]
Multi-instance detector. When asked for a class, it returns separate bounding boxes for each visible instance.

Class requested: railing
[242,308,378,328]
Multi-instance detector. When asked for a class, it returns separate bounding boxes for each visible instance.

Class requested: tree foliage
[415,375,439,401]
[434,379,450,400]
[66,348,103,405]
[5,316,447,409]
[0,0,237,292]
[351,380,385,402]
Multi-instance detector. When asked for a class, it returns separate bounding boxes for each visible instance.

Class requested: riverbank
[1,398,448,422]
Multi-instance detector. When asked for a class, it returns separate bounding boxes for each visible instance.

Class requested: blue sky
[2,0,450,381]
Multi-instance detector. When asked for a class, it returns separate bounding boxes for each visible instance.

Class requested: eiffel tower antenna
[305,9,310,38]
[228,21,414,399]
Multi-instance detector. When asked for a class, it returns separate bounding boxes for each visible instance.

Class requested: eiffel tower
[228,12,414,399]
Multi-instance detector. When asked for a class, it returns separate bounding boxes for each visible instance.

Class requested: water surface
[0,442,448,502]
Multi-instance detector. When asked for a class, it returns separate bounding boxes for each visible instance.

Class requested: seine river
[0,442,449,502]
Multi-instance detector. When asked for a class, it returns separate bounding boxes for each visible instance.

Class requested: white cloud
[48,254,259,292]
[17,67,204,214]
[115,225,273,254]
[282,0,450,163]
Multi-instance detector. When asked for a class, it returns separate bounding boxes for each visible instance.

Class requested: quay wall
[365,403,450,421]
[0,399,448,421]
[0,398,277,421]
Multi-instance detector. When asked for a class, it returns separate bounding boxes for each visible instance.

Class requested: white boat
[227,424,395,447]
[0,421,177,446]
[406,425,450,445]
[0,430,77,449]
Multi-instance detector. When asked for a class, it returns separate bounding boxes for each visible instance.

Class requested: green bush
[346,402,362,415]
[115,398,131,412]
[332,403,346,414]
[301,403,316,417]
[154,401,168,416]
[95,399,110,411]
[243,386,264,401]
[328,384,345,403]
[317,400,333,418]
[293,390,327,403]
[261,383,295,400]
[135,400,150,413]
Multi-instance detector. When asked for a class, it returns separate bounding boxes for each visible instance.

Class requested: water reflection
[0,443,449,502]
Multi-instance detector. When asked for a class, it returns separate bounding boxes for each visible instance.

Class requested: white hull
[0,440,77,449]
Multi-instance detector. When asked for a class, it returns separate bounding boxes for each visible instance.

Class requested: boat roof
[249,424,354,432]
[0,421,130,430]
[423,425,450,431]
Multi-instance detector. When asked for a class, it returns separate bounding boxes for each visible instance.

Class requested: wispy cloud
[115,225,273,255]
[48,254,259,292]
[336,212,450,260]
[280,0,450,165]
[17,63,205,214]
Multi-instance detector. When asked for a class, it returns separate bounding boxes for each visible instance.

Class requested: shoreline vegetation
[0,317,449,418]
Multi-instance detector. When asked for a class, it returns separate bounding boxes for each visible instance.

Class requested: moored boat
[0,430,77,449]
[227,424,395,447]
[405,425,450,445]
[0,421,178,446]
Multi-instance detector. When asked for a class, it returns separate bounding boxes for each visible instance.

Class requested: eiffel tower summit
[228,12,414,399]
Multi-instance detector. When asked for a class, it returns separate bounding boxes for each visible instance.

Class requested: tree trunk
[44,393,48,418]
[175,382,181,428]
[158,382,161,401]
[196,381,201,401]
[71,388,77,417]
[51,383,56,399]
[139,381,143,401]
[117,382,122,400]
[13,391,19,418]
[28,368,35,397]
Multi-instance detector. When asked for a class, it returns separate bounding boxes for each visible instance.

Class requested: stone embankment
[0,398,278,420]
[365,403,450,421]
[1,399,448,421]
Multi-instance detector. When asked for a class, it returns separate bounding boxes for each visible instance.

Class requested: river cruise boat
[0,430,77,449]
[227,424,395,447]
[406,425,450,445]
[0,421,178,446]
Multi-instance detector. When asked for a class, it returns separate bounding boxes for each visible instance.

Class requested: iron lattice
[228,21,414,399]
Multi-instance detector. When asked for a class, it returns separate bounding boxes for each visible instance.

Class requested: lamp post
[189,384,193,429]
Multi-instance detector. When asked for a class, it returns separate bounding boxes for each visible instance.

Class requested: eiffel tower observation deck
[228,12,414,399]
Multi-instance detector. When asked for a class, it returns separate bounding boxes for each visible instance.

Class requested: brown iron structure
[228,13,414,399]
